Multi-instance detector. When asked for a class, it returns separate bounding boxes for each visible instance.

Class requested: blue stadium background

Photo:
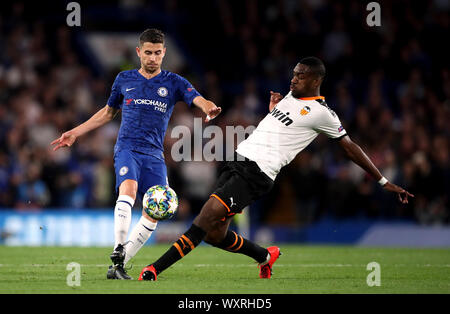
[0,1,448,246]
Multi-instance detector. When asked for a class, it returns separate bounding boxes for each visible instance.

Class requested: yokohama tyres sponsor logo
[128,99,168,112]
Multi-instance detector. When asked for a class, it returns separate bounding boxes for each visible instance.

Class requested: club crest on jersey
[157,87,168,97]
[300,106,311,116]
[119,166,128,176]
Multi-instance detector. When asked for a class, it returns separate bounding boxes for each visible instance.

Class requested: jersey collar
[136,68,163,81]
[298,96,325,101]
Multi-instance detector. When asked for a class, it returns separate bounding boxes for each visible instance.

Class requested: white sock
[114,195,134,248]
[124,216,157,265]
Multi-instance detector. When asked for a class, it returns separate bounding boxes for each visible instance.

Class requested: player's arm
[51,105,120,151]
[337,135,414,204]
[192,96,222,122]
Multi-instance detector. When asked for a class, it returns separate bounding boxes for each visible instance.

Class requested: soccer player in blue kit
[51,29,222,279]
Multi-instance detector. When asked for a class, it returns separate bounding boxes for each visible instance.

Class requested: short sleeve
[315,107,347,139]
[176,75,201,106]
[107,73,124,109]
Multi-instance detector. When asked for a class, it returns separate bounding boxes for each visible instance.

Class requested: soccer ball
[143,185,179,220]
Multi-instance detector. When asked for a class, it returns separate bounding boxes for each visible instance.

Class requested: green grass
[0,245,449,294]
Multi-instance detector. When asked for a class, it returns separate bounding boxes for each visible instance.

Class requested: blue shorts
[114,149,168,200]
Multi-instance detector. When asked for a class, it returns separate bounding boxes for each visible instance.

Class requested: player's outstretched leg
[203,216,281,278]
[139,197,226,281]
[204,218,267,262]
[138,223,207,281]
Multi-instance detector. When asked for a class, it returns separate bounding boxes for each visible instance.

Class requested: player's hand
[269,91,283,112]
[382,182,414,204]
[205,106,222,123]
[51,132,77,151]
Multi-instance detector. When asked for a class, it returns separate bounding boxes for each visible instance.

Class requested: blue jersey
[107,69,201,157]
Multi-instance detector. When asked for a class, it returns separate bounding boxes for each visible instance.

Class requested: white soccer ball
[142,185,179,220]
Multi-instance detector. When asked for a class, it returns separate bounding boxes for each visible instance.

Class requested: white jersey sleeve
[314,105,347,139]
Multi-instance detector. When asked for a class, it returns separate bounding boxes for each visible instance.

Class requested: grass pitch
[0,245,449,294]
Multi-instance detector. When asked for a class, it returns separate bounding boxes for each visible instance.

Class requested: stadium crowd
[0,1,448,226]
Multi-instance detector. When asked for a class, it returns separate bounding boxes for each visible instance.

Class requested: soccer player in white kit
[139,57,414,281]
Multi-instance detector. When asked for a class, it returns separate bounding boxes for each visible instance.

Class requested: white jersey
[236,92,347,180]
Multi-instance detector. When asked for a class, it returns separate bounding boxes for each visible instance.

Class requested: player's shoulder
[161,70,188,82]
[113,69,139,83]
[117,69,138,78]
[311,97,339,118]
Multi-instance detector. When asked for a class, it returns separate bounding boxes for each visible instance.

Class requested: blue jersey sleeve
[176,75,201,106]
[107,73,124,109]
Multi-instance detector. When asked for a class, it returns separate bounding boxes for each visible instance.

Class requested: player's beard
[144,63,160,74]
[291,88,304,99]
[291,83,314,98]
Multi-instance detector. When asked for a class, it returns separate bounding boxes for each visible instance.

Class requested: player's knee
[194,198,227,232]
[118,179,138,199]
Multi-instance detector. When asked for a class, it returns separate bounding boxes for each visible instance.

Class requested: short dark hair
[299,57,326,80]
[139,28,165,46]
